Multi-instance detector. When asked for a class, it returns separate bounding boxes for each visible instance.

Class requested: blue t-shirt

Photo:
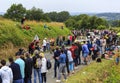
[82,44,89,53]
[59,53,66,64]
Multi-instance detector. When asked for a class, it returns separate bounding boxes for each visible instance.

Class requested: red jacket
[69,45,78,59]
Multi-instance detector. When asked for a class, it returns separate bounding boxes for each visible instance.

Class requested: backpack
[46,59,52,70]
[33,55,41,69]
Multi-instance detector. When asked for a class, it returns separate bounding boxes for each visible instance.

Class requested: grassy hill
[0,17,71,46]
[0,17,71,58]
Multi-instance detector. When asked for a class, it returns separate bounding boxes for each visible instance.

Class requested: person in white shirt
[43,38,47,52]
[67,49,74,74]
[0,59,13,83]
[40,53,47,83]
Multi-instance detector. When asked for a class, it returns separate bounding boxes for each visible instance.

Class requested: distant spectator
[21,17,26,25]
[21,17,26,28]
[43,38,47,52]
[44,24,47,29]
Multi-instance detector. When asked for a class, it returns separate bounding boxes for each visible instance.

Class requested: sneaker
[56,80,61,82]
[72,71,75,74]
[63,79,68,82]
[52,76,56,79]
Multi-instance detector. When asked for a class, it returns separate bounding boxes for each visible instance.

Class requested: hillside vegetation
[66,60,120,83]
[0,17,71,58]
[0,17,71,47]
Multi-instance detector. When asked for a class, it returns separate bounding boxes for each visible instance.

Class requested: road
[6,50,87,83]
[31,52,86,83]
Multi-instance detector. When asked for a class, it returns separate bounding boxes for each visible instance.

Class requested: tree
[89,16,98,29]
[57,11,70,22]
[74,20,82,29]
[26,7,44,21]
[97,25,106,30]
[64,18,76,27]
[46,12,58,21]
[4,4,26,21]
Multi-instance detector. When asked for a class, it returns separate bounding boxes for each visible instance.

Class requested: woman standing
[40,53,47,83]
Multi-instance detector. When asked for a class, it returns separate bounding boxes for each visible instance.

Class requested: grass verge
[66,59,120,83]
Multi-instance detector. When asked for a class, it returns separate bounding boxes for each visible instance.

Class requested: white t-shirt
[41,58,47,73]
[67,50,73,62]
[43,39,47,46]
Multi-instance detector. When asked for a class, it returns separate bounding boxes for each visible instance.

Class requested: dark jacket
[25,57,33,78]
[32,54,40,69]
[54,50,60,62]
[9,62,22,80]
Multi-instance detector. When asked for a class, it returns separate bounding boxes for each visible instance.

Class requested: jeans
[46,43,50,51]
[58,63,66,80]
[24,77,31,83]
[54,61,59,78]
[13,79,23,83]
[73,57,78,66]
[34,68,42,83]
[69,61,74,71]
[66,62,70,74]
[43,46,46,52]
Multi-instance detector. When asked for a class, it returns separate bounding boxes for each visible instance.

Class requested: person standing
[40,53,47,83]
[75,42,82,65]
[53,47,60,78]
[69,43,78,67]
[21,17,26,28]
[67,49,74,74]
[8,57,22,83]
[24,52,33,83]
[61,45,70,76]
[82,41,89,65]
[0,59,13,83]
[56,50,67,83]
[43,38,47,52]
[15,52,25,83]
[32,50,42,83]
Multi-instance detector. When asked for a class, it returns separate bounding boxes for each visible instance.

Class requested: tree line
[4,4,70,22]
[65,14,108,29]
[2,3,111,29]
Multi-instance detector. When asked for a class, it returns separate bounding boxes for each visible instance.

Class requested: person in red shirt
[69,43,78,67]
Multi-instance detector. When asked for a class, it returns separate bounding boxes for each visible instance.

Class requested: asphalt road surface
[31,52,86,83]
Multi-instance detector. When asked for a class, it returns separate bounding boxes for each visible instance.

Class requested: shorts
[82,53,89,58]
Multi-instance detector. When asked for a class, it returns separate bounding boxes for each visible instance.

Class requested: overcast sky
[0,0,120,13]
